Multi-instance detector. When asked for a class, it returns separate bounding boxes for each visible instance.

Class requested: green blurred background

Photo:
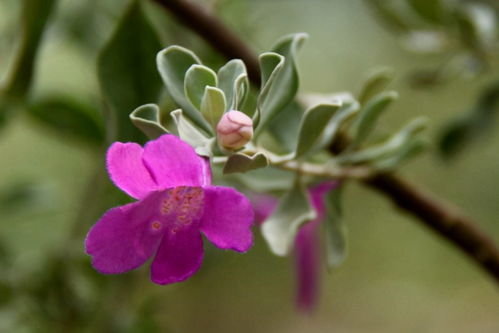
[0,0,499,332]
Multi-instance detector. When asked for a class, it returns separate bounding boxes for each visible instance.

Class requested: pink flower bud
[216,110,253,149]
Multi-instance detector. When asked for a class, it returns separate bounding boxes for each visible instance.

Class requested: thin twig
[151,0,261,85]
[151,0,499,283]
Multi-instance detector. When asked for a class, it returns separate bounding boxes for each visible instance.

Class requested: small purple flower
[85,134,254,285]
[253,182,338,312]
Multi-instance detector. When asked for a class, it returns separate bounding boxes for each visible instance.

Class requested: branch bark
[151,0,260,85]
[152,0,499,283]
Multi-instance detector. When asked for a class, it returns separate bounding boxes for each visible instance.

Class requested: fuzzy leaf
[130,104,168,140]
[200,86,226,130]
[262,180,316,256]
[184,65,217,110]
[268,101,304,152]
[170,109,212,156]
[324,187,347,269]
[217,59,249,111]
[27,96,104,145]
[223,153,269,174]
[227,167,293,193]
[97,0,162,142]
[255,33,307,135]
[295,103,341,158]
[157,46,211,133]
[254,52,284,128]
[350,91,398,149]
[338,117,428,164]
[316,101,360,152]
[374,139,428,170]
[357,68,393,105]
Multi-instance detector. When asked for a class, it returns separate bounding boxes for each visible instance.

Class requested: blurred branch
[150,0,261,85]
[151,0,499,283]
[365,173,499,279]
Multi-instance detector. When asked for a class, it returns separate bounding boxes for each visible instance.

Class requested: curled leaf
[130,104,168,140]
[223,153,269,174]
[255,33,307,135]
[357,68,394,105]
[200,86,226,130]
[217,59,249,111]
[184,64,217,110]
[156,46,211,133]
[349,91,398,149]
[171,109,212,156]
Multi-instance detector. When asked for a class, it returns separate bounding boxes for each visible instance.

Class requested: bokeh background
[0,0,499,332]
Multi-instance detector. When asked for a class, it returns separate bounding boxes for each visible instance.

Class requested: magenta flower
[85,134,254,285]
[253,182,338,312]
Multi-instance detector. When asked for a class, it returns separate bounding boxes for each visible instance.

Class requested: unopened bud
[216,110,253,149]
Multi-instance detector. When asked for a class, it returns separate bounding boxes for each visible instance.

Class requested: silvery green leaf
[315,100,360,152]
[217,59,249,111]
[299,92,356,109]
[350,91,398,149]
[170,109,212,156]
[156,46,211,133]
[255,33,307,135]
[295,103,341,158]
[337,117,428,164]
[184,64,217,110]
[227,167,293,193]
[130,104,168,140]
[200,86,226,130]
[223,152,269,174]
[357,69,393,105]
[253,52,284,128]
[373,139,428,170]
[268,101,304,152]
[324,187,347,269]
[262,179,316,256]
[98,0,162,142]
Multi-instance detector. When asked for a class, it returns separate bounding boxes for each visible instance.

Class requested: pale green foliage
[130,104,168,140]
[130,33,429,263]
[261,180,316,256]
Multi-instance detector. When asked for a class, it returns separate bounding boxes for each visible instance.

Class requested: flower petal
[85,192,165,274]
[309,181,340,216]
[142,134,211,189]
[199,186,254,252]
[150,228,204,285]
[294,219,321,313]
[107,142,157,199]
[249,193,278,225]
